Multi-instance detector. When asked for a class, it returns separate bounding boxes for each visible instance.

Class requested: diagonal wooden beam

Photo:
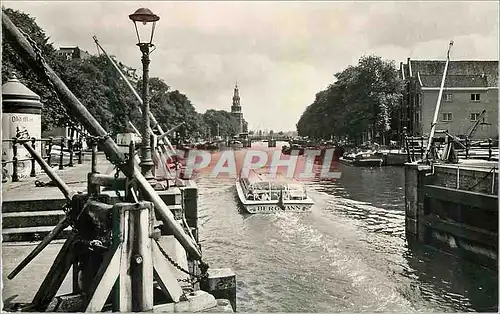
[32,234,76,311]
[84,243,122,312]
[152,240,184,302]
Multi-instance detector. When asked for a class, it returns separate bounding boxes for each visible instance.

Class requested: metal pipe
[425,40,454,160]
[3,12,201,259]
[20,139,74,201]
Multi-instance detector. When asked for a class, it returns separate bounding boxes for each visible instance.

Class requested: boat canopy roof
[240,178,305,191]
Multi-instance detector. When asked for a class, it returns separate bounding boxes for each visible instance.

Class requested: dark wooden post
[77,136,83,164]
[87,142,100,195]
[488,138,492,161]
[59,138,65,170]
[68,128,75,167]
[30,137,37,177]
[12,138,19,182]
[125,141,136,202]
[420,136,424,159]
[91,142,98,174]
[47,137,53,166]
[465,137,469,159]
[410,137,415,161]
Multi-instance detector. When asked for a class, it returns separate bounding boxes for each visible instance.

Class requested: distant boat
[235,171,314,213]
[339,151,383,167]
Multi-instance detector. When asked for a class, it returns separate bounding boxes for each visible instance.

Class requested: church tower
[230,83,244,135]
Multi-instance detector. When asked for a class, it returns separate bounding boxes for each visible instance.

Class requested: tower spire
[233,81,239,98]
[230,83,243,135]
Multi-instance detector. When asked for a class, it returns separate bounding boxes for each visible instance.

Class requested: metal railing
[403,132,498,163]
[2,134,86,183]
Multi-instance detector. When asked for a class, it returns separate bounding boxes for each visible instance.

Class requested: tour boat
[235,172,314,214]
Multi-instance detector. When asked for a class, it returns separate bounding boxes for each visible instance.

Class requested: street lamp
[129,8,160,185]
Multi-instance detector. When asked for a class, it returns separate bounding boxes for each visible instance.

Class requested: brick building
[399,59,498,140]
[57,46,91,60]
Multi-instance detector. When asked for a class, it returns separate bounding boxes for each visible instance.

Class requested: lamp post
[129,8,160,185]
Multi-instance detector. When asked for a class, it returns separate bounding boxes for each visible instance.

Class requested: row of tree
[296,55,404,145]
[1,8,245,139]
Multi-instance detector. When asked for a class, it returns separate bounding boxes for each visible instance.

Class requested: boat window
[253,182,270,190]
[270,182,286,190]
[288,184,304,191]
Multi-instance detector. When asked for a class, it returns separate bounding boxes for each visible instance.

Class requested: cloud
[3,1,498,131]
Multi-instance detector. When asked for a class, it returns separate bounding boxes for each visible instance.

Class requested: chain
[113,166,124,201]
[154,238,209,285]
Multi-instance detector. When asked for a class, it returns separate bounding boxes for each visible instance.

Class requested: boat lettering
[253,205,306,211]
[284,205,303,211]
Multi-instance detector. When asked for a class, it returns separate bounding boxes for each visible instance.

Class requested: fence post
[68,128,75,167]
[2,162,7,183]
[59,138,65,170]
[404,135,411,162]
[420,136,424,159]
[488,138,492,161]
[465,137,469,159]
[12,138,19,182]
[30,137,37,177]
[91,141,98,174]
[47,137,53,166]
[77,138,83,164]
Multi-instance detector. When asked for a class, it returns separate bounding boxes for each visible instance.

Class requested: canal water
[196,143,498,312]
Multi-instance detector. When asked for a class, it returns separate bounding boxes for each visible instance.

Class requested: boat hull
[339,157,383,167]
[235,180,313,214]
[245,203,313,213]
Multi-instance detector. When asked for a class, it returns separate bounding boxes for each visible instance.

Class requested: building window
[470,93,481,101]
[444,93,453,102]
[442,113,453,122]
[470,113,480,121]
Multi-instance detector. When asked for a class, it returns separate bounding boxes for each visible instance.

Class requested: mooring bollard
[30,137,37,177]
[59,139,65,170]
[12,138,19,182]
[200,268,237,312]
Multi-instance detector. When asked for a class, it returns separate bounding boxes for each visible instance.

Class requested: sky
[3,1,499,131]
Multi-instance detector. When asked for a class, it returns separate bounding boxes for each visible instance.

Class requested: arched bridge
[247,135,289,141]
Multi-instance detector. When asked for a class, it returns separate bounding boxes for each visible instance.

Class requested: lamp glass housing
[129,8,160,46]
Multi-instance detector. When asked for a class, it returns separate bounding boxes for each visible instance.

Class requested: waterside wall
[405,162,498,267]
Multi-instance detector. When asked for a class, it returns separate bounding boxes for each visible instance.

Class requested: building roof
[419,74,491,88]
[409,60,498,87]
